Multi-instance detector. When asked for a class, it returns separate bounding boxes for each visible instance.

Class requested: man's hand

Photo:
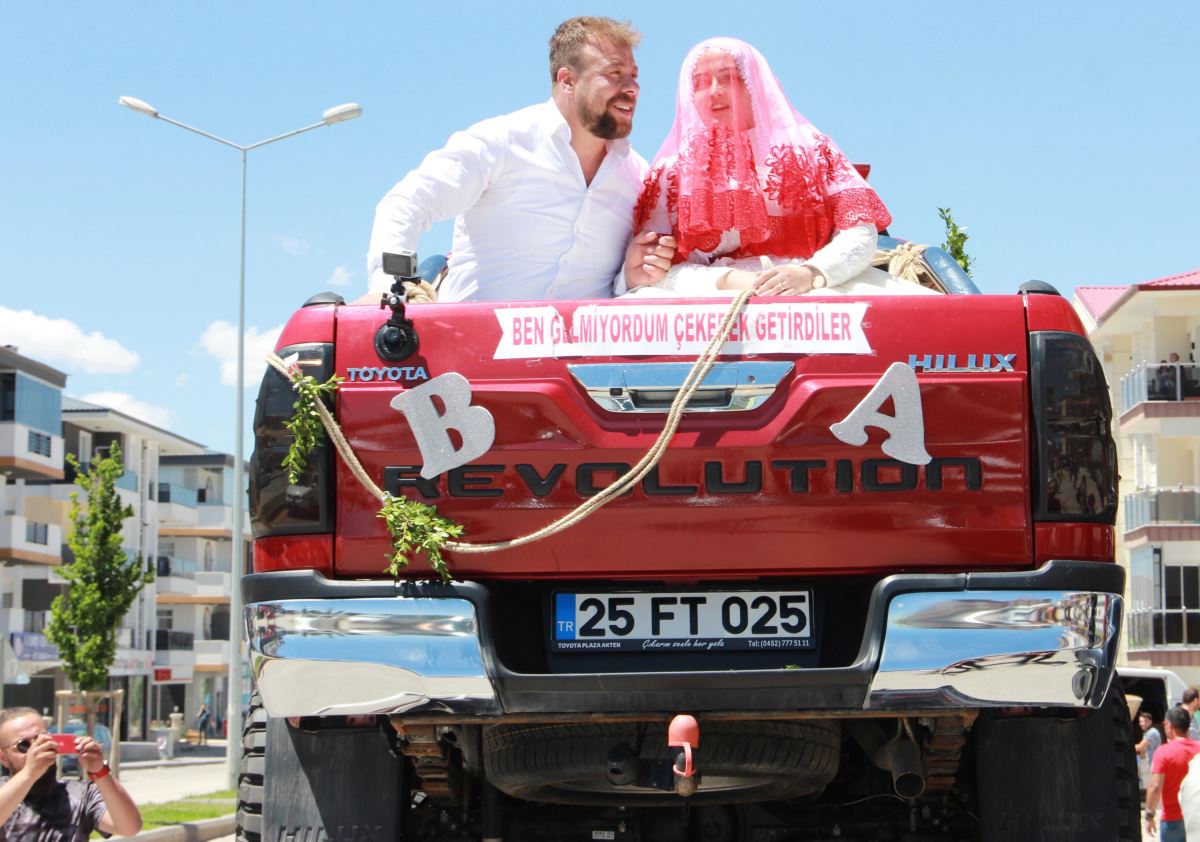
[76,735,105,776]
[624,232,676,289]
[753,265,819,296]
[18,734,58,781]
[1145,810,1157,837]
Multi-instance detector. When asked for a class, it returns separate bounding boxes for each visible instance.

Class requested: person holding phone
[0,706,142,841]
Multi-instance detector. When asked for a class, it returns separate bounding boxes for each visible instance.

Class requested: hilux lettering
[382,457,983,500]
[908,353,1017,372]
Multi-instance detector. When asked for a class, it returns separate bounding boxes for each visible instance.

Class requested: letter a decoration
[390,374,496,479]
[829,363,931,465]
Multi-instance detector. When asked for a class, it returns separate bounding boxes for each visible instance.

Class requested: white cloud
[276,235,310,256]
[200,321,284,388]
[0,307,139,374]
[80,391,176,429]
[326,266,353,287]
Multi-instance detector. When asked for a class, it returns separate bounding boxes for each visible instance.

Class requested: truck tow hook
[668,714,700,798]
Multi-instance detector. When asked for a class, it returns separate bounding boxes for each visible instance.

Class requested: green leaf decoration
[938,207,974,276]
[379,495,464,584]
[280,359,463,582]
[281,367,343,485]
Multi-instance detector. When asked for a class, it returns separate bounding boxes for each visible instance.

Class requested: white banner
[494,302,871,360]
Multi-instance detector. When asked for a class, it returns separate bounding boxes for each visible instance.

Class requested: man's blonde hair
[549,16,640,83]
[0,707,41,734]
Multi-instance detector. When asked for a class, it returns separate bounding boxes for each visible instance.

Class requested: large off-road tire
[484,720,840,806]
[236,695,266,842]
[974,679,1140,842]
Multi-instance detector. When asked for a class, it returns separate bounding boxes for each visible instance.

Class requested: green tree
[46,443,154,691]
[938,207,974,276]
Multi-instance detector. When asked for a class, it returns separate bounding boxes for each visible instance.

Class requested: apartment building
[0,347,67,703]
[1,346,249,739]
[1075,268,1200,685]
[154,451,245,730]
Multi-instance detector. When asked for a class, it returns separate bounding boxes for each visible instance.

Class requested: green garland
[380,495,464,583]
[281,364,462,583]
[281,370,343,484]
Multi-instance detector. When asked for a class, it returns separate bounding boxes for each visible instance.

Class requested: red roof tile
[1075,286,1128,321]
[1140,268,1200,289]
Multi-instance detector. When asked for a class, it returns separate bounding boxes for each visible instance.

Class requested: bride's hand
[753,265,818,296]
[624,231,676,288]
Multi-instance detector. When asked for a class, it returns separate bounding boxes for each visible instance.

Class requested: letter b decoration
[390,374,496,479]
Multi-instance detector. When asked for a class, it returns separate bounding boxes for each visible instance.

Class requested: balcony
[194,638,228,668]
[1119,363,1200,434]
[0,515,62,565]
[196,502,232,531]
[157,483,200,527]
[1124,488,1200,543]
[152,630,195,668]
[194,571,232,601]
[154,629,194,650]
[0,421,63,480]
[155,556,197,597]
[156,555,196,580]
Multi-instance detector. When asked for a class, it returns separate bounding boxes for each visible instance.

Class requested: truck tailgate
[331,295,1032,579]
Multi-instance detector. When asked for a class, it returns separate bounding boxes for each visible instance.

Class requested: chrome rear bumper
[245,563,1122,718]
[246,597,500,717]
[866,590,1121,710]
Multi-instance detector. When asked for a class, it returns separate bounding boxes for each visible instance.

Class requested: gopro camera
[382,251,418,281]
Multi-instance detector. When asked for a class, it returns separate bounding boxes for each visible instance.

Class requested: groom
[366,16,674,302]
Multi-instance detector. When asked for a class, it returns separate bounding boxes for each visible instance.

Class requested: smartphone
[49,734,78,754]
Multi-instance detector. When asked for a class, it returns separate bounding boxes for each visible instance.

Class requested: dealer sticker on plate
[552,591,813,652]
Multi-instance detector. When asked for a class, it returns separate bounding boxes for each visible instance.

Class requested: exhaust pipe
[875,737,925,799]
[846,721,926,799]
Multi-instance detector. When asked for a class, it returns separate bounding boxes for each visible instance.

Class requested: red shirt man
[1148,707,1200,837]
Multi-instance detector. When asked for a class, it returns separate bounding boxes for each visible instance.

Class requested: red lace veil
[634,37,891,262]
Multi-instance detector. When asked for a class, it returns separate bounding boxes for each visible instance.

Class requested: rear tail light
[1028,331,1117,523]
[249,342,335,542]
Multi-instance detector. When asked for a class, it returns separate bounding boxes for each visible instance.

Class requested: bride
[622,37,934,298]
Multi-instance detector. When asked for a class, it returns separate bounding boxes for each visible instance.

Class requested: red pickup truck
[239,245,1134,842]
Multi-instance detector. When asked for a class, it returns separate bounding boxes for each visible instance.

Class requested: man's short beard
[579,97,633,140]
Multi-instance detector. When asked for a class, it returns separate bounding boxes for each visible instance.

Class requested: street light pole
[119,96,362,787]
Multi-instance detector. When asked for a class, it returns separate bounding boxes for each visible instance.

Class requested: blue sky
[1,1,1197,454]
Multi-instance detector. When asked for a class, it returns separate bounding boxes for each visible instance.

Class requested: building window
[1138,547,1200,646]
[27,430,52,457]
[4,373,62,435]
[25,521,48,545]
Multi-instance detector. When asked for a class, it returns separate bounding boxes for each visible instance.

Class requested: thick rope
[872,242,932,288]
[266,287,754,554]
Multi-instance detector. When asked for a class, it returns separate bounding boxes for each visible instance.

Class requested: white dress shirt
[367,100,648,301]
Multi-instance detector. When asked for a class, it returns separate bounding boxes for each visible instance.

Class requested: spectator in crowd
[195,703,210,746]
[1148,706,1200,840]
[1182,688,1200,740]
[1141,710,1166,800]
[1159,352,1183,399]
[0,706,142,841]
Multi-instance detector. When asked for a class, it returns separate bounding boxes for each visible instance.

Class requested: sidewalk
[121,738,228,771]
[117,745,237,842]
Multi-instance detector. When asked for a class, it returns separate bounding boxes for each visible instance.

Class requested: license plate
[552,590,814,652]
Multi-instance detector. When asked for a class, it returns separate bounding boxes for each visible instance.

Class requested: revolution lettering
[382,457,984,501]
